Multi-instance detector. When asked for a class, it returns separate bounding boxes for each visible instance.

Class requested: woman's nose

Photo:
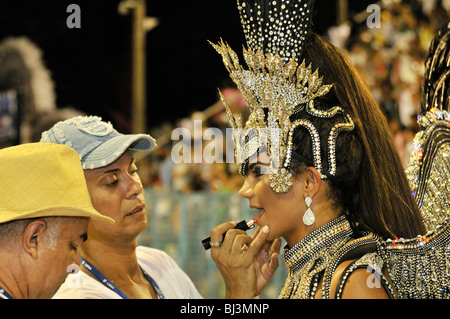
[238,178,254,199]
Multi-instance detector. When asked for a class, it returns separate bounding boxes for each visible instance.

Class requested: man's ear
[22,219,46,259]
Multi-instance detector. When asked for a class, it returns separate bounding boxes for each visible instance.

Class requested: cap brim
[82,134,157,169]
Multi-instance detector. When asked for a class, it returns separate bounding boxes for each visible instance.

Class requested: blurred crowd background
[1,0,449,298]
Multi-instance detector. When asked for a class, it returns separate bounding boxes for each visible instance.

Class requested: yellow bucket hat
[0,143,114,224]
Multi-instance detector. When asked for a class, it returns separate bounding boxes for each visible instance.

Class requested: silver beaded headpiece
[422,22,450,114]
[211,0,355,193]
[406,22,450,232]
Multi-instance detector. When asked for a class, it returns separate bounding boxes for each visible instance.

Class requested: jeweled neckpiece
[278,215,352,298]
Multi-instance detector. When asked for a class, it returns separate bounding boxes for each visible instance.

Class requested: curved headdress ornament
[374,22,450,299]
[422,22,450,114]
[406,22,450,231]
[211,0,355,193]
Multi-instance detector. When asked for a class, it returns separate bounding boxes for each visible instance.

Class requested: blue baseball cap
[40,116,157,169]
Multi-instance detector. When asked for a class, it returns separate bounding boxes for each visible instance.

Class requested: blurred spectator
[27,107,85,143]
[329,0,448,167]
[138,81,247,193]
[0,37,57,147]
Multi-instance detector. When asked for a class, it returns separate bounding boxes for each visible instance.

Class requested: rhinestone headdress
[381,22,450,300]
[211,0,355,193]
[406,22,450,231]
[422,22,450,114]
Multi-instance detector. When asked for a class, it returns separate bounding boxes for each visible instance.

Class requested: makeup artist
[41,116,202,299]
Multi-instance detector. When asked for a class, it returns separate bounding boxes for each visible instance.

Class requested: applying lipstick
[201,218,258,250]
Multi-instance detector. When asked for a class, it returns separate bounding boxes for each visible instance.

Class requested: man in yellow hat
[0,143,113,299]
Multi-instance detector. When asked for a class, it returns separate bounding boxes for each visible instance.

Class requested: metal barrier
[138,189,287,299]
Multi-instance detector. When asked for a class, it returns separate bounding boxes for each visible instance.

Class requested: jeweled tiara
[211,0,355,193]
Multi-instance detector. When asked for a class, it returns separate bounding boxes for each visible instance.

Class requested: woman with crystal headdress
[208,0,430,299]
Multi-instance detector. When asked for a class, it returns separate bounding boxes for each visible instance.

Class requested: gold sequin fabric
[380,218,450,298]
[406,108,450,231]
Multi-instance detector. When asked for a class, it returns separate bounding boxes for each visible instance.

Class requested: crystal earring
[303,196,315,226]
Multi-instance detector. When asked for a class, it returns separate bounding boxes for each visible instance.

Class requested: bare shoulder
[329,258,390,299]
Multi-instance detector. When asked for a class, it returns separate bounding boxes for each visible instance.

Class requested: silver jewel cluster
[238,0,311,63]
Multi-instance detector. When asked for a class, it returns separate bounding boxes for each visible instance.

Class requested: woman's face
[83,151,147,242]
[238,152,308,246]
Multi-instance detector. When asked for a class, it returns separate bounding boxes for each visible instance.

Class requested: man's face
[32,218,89,299]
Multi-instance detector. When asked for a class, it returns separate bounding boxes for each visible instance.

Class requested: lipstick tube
[201,219,256,250]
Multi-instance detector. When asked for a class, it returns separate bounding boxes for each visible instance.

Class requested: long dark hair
[290,32,426,239]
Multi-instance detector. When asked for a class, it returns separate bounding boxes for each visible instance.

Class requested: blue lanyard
[0,286,13,299]
[80,256,165,299]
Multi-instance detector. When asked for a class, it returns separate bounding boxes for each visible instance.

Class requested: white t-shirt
[53,246,202,299]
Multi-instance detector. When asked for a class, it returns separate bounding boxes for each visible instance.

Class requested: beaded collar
[278,215,353,299]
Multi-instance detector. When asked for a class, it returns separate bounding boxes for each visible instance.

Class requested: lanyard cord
[80,256,165,299]
[0,287,13,299]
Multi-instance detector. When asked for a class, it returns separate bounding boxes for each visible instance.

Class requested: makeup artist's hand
[210,222,280,299]
[252,226,281,295]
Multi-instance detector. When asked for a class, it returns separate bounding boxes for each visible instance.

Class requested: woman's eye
[253,167,263,177]
[253,166,270,177]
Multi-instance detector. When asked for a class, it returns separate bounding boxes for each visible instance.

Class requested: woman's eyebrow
[248,162,270,170]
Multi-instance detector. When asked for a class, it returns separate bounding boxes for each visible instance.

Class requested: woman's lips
[253,208,265,224]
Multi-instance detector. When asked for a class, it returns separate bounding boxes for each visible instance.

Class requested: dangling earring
[303,196,315,226]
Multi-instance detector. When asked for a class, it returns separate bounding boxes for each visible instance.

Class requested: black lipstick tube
[201,219,256,250]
